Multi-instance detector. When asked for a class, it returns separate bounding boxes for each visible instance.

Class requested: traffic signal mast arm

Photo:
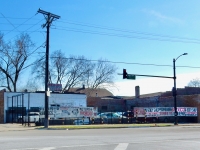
[120,69,174,79]
[130,74,174,79]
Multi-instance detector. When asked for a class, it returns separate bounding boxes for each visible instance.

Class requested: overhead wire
[53,26,200,44]
[0,23,41,26]
[2,16,200,44]
[1,14,38,36]
[0,16,42,20]
[0,44,46,82]
[28,42,46,57]
[2,16,200,43]
[58,20,200,42]
[0,13,20,33]
[0,14,45,42]
[50,57,200,69]
[0,14,46,60]
[0,16,199,85]
[0,29,43,32]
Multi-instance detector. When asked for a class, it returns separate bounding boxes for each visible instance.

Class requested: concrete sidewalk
[0,123,200,132]
[0,123,37,132]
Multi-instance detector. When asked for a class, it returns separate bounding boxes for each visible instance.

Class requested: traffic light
[123,69,127,79]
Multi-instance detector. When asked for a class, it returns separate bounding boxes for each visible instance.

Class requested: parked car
[123,111,134,118]
[97,112,124,119]
[18,112,40,123]
[95,113,108,118]
[74,118,90,125]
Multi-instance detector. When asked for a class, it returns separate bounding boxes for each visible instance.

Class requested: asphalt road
[1,126,200,150]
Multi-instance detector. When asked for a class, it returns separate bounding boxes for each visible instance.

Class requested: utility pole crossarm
[37,9,60,29]
[37,8,60,19]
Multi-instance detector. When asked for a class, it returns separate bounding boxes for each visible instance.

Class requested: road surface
[0,126,200,150]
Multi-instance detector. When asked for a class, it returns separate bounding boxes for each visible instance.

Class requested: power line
[0,44,46,82]
[57,19,200,43]
[0,29,44,33]
[2,16,200,44]
[7,20,45,40]
[53,27,200,44]
[0,13,20,33]
[0,16,41,20]
[50,56,200,69]
[28,42,46,57]
[3,14,38,36]
[0,13,45,43]
[0,23,42,26]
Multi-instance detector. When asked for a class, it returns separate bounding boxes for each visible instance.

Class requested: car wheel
[18,118,22,123]
[164,118,168,123]
[152,118,157,123]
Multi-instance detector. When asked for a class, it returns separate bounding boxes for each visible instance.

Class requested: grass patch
[36,123,173,130]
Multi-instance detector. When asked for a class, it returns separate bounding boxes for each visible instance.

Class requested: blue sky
[1,1,200,96]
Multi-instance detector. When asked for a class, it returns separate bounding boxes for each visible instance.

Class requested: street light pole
[173,58,178,125]
[173,53,187,125]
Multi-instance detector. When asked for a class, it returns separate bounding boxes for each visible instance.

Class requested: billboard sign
[39,104,98,119]
[48,84,62,92]
[134,107,197,118]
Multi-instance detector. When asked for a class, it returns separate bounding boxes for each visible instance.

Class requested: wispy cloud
[144,9,183,24]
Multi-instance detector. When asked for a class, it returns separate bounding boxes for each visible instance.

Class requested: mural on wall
[134,107,197,118]
[39,103,98,119]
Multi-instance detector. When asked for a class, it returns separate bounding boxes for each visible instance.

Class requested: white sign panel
[134,107,197,117]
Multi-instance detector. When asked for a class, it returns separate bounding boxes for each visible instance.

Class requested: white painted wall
[4,92,87,123]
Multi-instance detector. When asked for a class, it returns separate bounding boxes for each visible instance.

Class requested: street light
[173,53,188,125]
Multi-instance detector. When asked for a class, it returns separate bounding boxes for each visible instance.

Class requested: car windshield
[29,114,39,116]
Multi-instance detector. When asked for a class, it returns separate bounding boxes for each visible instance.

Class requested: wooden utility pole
[37,9,60,128]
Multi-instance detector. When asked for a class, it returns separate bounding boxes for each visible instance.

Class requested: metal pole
[12,96,13,124]
[173,53,187,125]
[17,96,18,122]
[173,58,178,125]
[22,94,24,125]
[28,93,30,126]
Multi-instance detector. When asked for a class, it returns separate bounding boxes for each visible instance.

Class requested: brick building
[1,86,200,123]
[87,95,200,122]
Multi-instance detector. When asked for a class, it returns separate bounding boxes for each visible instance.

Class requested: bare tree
[51,50,70,84]
[32,49,70,86]
[188,78,200,87]
[31,50,117,93]
[0,33,34,92]
[85,58,117,89]
[31,55,46,84]
[61,55,94,92]
[18,77,41,92]
[83,58,117,96]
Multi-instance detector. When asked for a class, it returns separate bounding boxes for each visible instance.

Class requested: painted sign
[39,104,98,119]
[134,107,197,118]
[48,83,62,91]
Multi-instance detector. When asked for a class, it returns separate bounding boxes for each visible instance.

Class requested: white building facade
[3,92,87,123]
